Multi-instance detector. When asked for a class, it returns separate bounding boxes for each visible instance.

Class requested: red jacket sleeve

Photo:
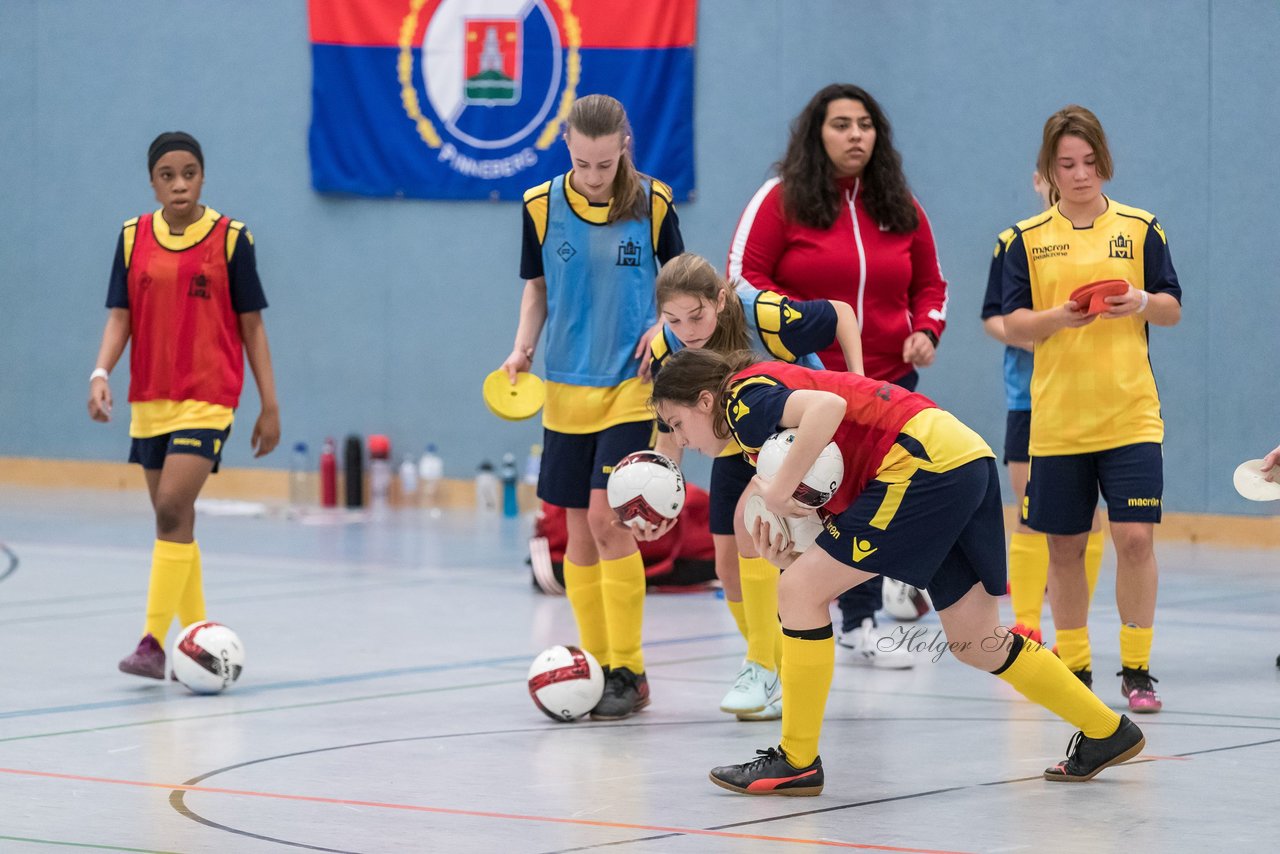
[907,197,948,341]
[726,178,788,292]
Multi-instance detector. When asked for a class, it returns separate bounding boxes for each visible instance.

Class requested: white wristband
[90,368,110,382]
[1137,291,1149,313]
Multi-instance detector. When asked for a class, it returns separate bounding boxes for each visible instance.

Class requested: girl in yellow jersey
[497,95,684,720]
[1002,106,1182,712]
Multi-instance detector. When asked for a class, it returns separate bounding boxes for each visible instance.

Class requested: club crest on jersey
[398,0,580,182]
[1108,232,1134,259]
[556,241,577,262]
[188,273,210,300]
[616,238,642,267]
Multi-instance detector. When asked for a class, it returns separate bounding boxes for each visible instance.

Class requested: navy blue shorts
[709,452,754,536]
[1024,442,1163,535]
[1004,409,1031,465]
[538,421,656,509]
[815,457,1007,612]
[129,427,231,473]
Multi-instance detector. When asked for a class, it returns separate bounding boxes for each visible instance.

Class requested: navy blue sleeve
[1143,219,1182,303]
[656,203,684,265]
[775,297,837,356]
[726,381,793,452]
[228,229,268,313]
[106,232,129,309]
[519,204,544,281]
[1001,231,1033,314]
[980,236,1007,319]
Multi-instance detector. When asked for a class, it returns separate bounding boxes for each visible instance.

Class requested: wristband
[921,329,939,348]
[1137,291,1149,313]
[90,368,110,382]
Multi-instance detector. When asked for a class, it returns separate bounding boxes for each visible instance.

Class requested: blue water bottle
[500,452,519,518]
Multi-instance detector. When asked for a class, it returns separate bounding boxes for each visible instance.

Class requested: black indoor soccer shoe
[709,747,823,796]
[1043,715,1145,782]
[1071,667,1094,690]
[589,666,650,720]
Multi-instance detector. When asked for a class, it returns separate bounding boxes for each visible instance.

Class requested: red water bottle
[320,437,338,507]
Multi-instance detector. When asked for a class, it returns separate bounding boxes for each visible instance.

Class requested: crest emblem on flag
[465,19,521,104]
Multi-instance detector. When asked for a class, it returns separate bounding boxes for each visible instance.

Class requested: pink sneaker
[118,634,165,680]
[1119,667,1162,713]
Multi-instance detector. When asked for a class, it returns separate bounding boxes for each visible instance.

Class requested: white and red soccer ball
[606,451,686,529]
[755,429,845,508]
[171,621,244,694]
[527,645,604,722]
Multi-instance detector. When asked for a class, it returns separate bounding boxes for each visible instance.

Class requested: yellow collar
[152,206,221,250]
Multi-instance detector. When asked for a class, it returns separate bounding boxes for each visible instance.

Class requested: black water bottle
[344,434,364,508]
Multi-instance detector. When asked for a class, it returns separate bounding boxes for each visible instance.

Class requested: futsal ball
[755,430,845,507]
[882,578,932,621]
[606,451,685,528]
[527,645,605,722]
[744,493,822,557]
[171,621,244,694]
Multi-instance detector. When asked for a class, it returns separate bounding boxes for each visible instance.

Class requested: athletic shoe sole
[708,772,822,797]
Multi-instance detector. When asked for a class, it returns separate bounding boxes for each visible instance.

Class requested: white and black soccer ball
[882,578,932,621]
[171,621,244,694]
[527,645,605,722]
[756,429,845,508]
[606,451,685,528]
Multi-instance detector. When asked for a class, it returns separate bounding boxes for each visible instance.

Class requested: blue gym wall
[1,0,1277,516]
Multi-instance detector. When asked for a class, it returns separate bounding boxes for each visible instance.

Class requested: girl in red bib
[88,132,280,679]
[651,348,1143,796]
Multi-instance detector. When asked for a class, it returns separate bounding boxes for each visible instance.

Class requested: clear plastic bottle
[368,434,392,510]
[500,452,519,518]
[289,442,313,508]
[523,443,542,487]
[418,443,444,517]
[475,460,500,514]
[398,454,418,506]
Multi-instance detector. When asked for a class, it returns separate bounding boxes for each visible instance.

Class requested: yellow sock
[563,559,609,667]
[739,556,780,670]
[600,552,647,674]
[143,539,197,641]
[1119,624,1154,670]
[1008,532,1048,631]
[176,540,207,629]
[778,626,835,768]
[1055,626,1092,672]
[725,597,749,642]
[1084,530,1104,606]
[995,637,1121,739]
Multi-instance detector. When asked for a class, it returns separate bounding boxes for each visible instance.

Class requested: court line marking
[1,766,974,854]
[0,836,175,854]
[0,632,737,721]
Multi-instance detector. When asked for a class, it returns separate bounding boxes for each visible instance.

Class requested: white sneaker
[737,694,782,721]
[837,618,914,669]
[719,660,779,714]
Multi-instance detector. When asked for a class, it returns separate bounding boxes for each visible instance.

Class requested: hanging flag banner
[308,0,696,201]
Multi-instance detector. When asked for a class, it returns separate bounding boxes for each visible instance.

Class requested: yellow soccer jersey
[1002,198,1182,455]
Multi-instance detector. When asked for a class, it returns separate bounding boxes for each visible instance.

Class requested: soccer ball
[527,645,605,722]
[755,429,845,507]
[882,578,932,621]
[743,493,823,556]
[606,451,685,528]
[171,621,244,694]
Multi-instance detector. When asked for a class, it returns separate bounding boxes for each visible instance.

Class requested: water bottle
[368,434,392,510]
[475,460,499,514]
[500,452,519,518]
[523,443,542,487]
[344,434,364,508]
[398,454,418,506]
[289,441,312,508]
[320,437,338,508]
[418,443,444,517]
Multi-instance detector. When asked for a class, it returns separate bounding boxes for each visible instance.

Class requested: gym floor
[2,483,1277,853]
